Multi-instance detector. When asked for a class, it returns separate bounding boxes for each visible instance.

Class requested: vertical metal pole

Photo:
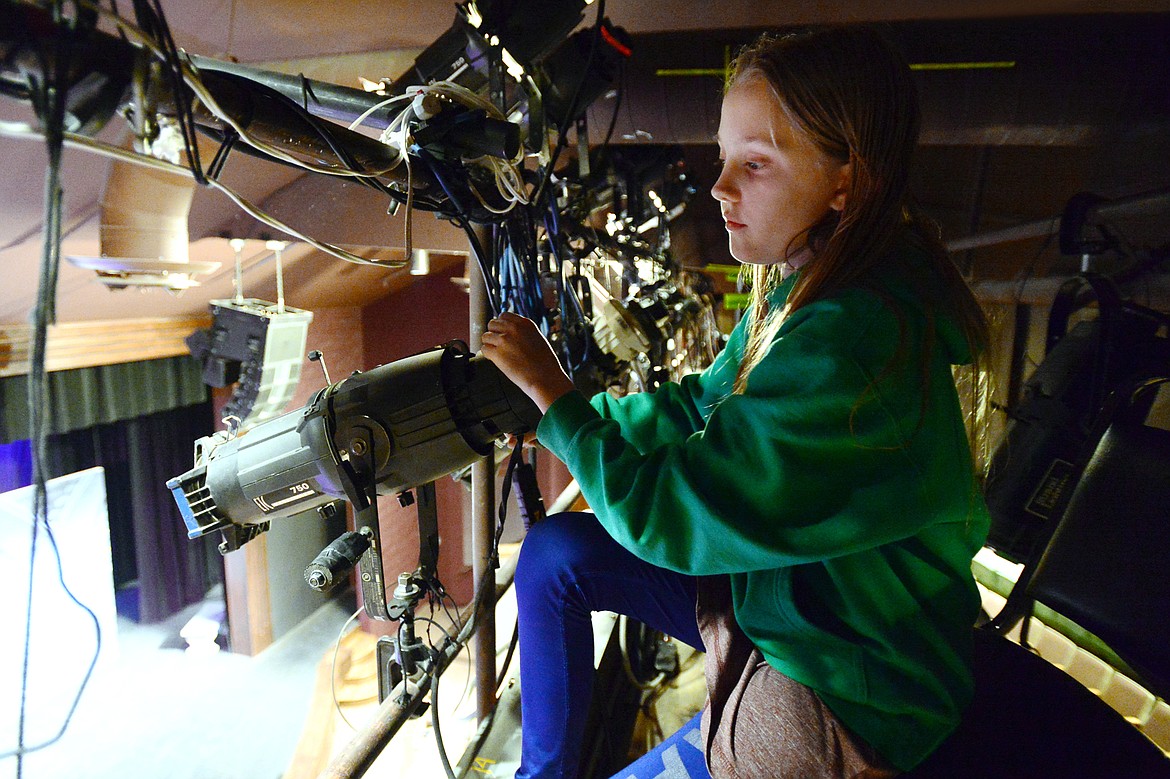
[468,46,508,723]
[469,224,497,722]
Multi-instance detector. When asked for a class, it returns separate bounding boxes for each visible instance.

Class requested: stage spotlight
[185,299,313,430]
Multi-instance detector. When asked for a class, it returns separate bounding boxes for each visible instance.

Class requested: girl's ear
[829,162,852,212]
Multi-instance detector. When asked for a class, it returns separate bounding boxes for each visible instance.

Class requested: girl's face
[712,76,851,266]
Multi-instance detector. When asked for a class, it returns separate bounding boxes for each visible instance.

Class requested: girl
[481,26,990,779]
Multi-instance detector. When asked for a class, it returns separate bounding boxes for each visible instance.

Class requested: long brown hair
[729,28,988,387]
[727,27,992,471]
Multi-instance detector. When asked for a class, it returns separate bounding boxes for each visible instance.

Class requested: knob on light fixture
[410,249,430,276]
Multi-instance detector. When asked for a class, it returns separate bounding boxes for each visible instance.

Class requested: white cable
[391,81,533,213]
[331,607,365,732]
[373,100,419,261]
[346,92,414,132]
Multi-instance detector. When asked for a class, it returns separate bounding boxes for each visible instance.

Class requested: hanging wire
[429,645,459,779]
[532,0,607,208]
[331,607,365,732]
[5,3,102,770]
[418,150,503,316]
[421,439,527,776]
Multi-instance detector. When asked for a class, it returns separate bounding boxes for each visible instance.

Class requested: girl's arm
[483,311,748,452]
[531,295,976,575]
[480,312,576,413]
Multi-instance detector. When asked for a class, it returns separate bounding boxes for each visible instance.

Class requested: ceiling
[2,0,1170,325]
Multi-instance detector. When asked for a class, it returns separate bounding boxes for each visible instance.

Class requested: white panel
[1063,649,1117,695]
[0,468,117,752]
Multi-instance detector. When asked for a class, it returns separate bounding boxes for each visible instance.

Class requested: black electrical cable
[543,212,580,375]
[582,59,627,184]
[495,620,519,694]
[425,576,465,638]
[154,2,205,184]
[418,439,527,779]
[6,6,102,770]
[362,442,530,779]
[532,0,606,209]
[599,60,625,151]
[132,0,206,185]
[430,442,526,771]
[464,218,502,317]
[415,615,456,646]
[559,266,595,373]
[205,127,237,180]
[2,513,103,765]
[492,222,506,310]
[418,150,503,316]
[491,441,525,568]
[429,646,459,779]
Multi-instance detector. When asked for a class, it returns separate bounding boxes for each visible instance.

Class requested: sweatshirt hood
[777,239,977,367]
[895,244,976,367]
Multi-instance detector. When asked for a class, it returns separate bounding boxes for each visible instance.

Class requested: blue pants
[514,512,710,779]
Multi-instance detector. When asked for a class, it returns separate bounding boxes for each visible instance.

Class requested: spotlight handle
[307,349,332,385]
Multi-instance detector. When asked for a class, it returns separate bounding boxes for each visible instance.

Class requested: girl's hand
[481,312,576,412]
[502,430,539,450]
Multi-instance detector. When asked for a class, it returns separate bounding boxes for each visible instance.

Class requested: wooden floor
[286,587,511,779]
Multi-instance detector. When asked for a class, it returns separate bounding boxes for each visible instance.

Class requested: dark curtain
[0,355,208,445]
[1,401,222,623]
[123,405,223,622]
[39,422,139,587]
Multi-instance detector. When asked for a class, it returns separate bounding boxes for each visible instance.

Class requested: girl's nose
[710,164,738,203]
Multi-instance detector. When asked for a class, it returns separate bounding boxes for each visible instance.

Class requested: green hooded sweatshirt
[535,250,990,770]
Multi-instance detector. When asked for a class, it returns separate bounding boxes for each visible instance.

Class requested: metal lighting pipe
[315,684,429,779]
[945,217,1060,254]
[187,53,401,130]
[945,187,1170,253]
[315,568,490,779]
[469,223,498,723]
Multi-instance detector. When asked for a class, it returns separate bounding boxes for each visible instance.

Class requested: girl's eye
[746,161,763,171]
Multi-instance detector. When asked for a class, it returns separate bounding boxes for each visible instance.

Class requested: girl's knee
[516,512,611,590]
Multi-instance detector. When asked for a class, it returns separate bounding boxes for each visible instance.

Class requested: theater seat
[903,628,1170,777]
[907,378,1170,778]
